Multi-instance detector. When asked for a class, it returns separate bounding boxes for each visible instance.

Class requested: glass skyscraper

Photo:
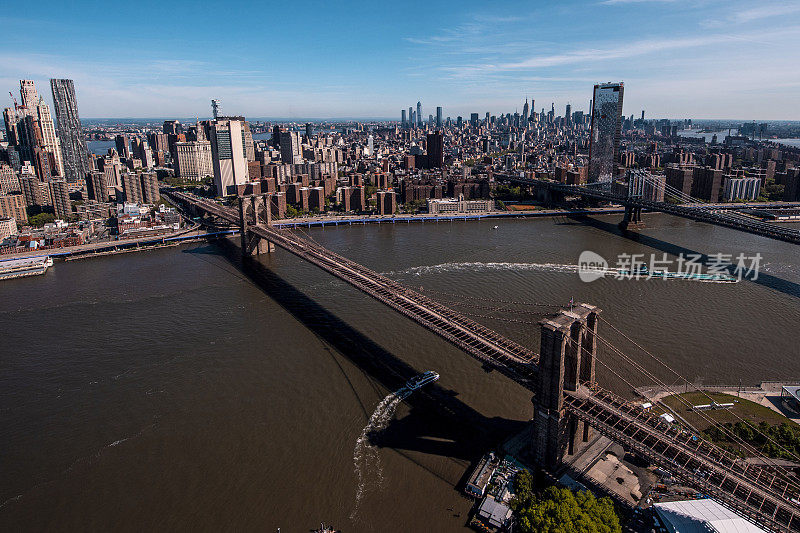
[50,79,90,183]
[588,82,624,183]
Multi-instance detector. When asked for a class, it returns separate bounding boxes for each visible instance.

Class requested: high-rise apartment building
[86,171,110,202]
[416,101,422,127]
[49,178,71,219]
[0,192,28,224]
[436,107,442,128]
[0,164,19,194]
[122,173,144,203]
[280,131,302,165]
[50,79,90,184]
[140,172,159,204]
[588,82,624,183]
[175,141,213,180]
[208,118,249,196]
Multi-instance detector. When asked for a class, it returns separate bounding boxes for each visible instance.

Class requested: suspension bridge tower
[531,303,600,466]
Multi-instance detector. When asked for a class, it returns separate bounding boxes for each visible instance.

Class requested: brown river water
[1,213,798,531]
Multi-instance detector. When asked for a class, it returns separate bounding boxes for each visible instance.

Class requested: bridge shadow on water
[566,214,800,299]
[185,239,528,479]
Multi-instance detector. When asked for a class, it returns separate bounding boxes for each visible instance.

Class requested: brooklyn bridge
[166,189,800,532]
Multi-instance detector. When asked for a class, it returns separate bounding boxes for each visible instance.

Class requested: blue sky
[3,0,800,119]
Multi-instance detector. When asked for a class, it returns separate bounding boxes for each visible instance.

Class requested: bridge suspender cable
[589,329,800,498]
[565,329,800,501]
[598,316,800,466]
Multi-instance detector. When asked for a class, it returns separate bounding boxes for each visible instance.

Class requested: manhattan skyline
[2,0,800,120]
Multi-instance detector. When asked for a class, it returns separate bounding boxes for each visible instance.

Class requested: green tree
[758,178,784,202]
[513,485,621,533]
[28,212,56,227]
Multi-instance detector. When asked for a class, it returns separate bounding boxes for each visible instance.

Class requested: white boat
[0,255,54,281]
[405,370,439,390]
[493,225,499,229]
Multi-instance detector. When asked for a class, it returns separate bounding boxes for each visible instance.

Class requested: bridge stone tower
[531,303,600,467]
[238,194,275,256]
[619,169,647,230]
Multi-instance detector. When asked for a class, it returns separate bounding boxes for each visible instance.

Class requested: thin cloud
[702,2,800,27]
[599,0,676,5]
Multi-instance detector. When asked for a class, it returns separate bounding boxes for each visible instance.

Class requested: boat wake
[386,261,738,283]
[350,388,410,520]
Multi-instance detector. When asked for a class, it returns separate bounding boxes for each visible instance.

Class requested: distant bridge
[166,189,800,532]
[496,174,800,245]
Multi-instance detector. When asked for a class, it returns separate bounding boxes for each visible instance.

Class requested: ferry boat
[616,265,737,283]
[0,255,54,281]
[405,370,439,390]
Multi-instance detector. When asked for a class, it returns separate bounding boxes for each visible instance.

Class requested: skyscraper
[427,131,443,168]
[565,103,572,125]
[436,106,442,128]
[279,130,302,165]
[14,80,64,178]
[19,80,39,111]
[588,82,624,184]
[208,118,249,196]
[522,99,529,126]
[115,134,131,159]
[401,109,407,127]
[50,79,90,183]
[416,101,422,127]
[408,107,413,128]
[3,107,19,146]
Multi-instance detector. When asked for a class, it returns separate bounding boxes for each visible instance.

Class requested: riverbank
[0,226,235,262]
[272,206,630,228]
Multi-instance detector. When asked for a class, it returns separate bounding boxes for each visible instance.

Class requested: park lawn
[660,392,794,431]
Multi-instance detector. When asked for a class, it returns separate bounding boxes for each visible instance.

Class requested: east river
[2,213,799,531]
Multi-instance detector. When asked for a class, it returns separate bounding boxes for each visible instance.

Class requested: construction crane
[9,91,21,110]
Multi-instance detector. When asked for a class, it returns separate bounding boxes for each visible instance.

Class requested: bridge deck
[169,191,539,389]
[500,176,800,245]
[566,386,800,532]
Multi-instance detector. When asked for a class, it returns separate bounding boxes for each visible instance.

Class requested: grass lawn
[660,392,795,431]
[660,392,800,458]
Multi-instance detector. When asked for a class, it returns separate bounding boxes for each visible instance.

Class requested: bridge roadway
[498,175,800,245]
[566,386,800,532]
[167,191,539,389]
[169,191,799,532]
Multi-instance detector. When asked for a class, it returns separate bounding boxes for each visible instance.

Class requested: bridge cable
[591,332,800,496]
[569,328,800,497]
[592,330,800,473]
[598,316,800,466]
